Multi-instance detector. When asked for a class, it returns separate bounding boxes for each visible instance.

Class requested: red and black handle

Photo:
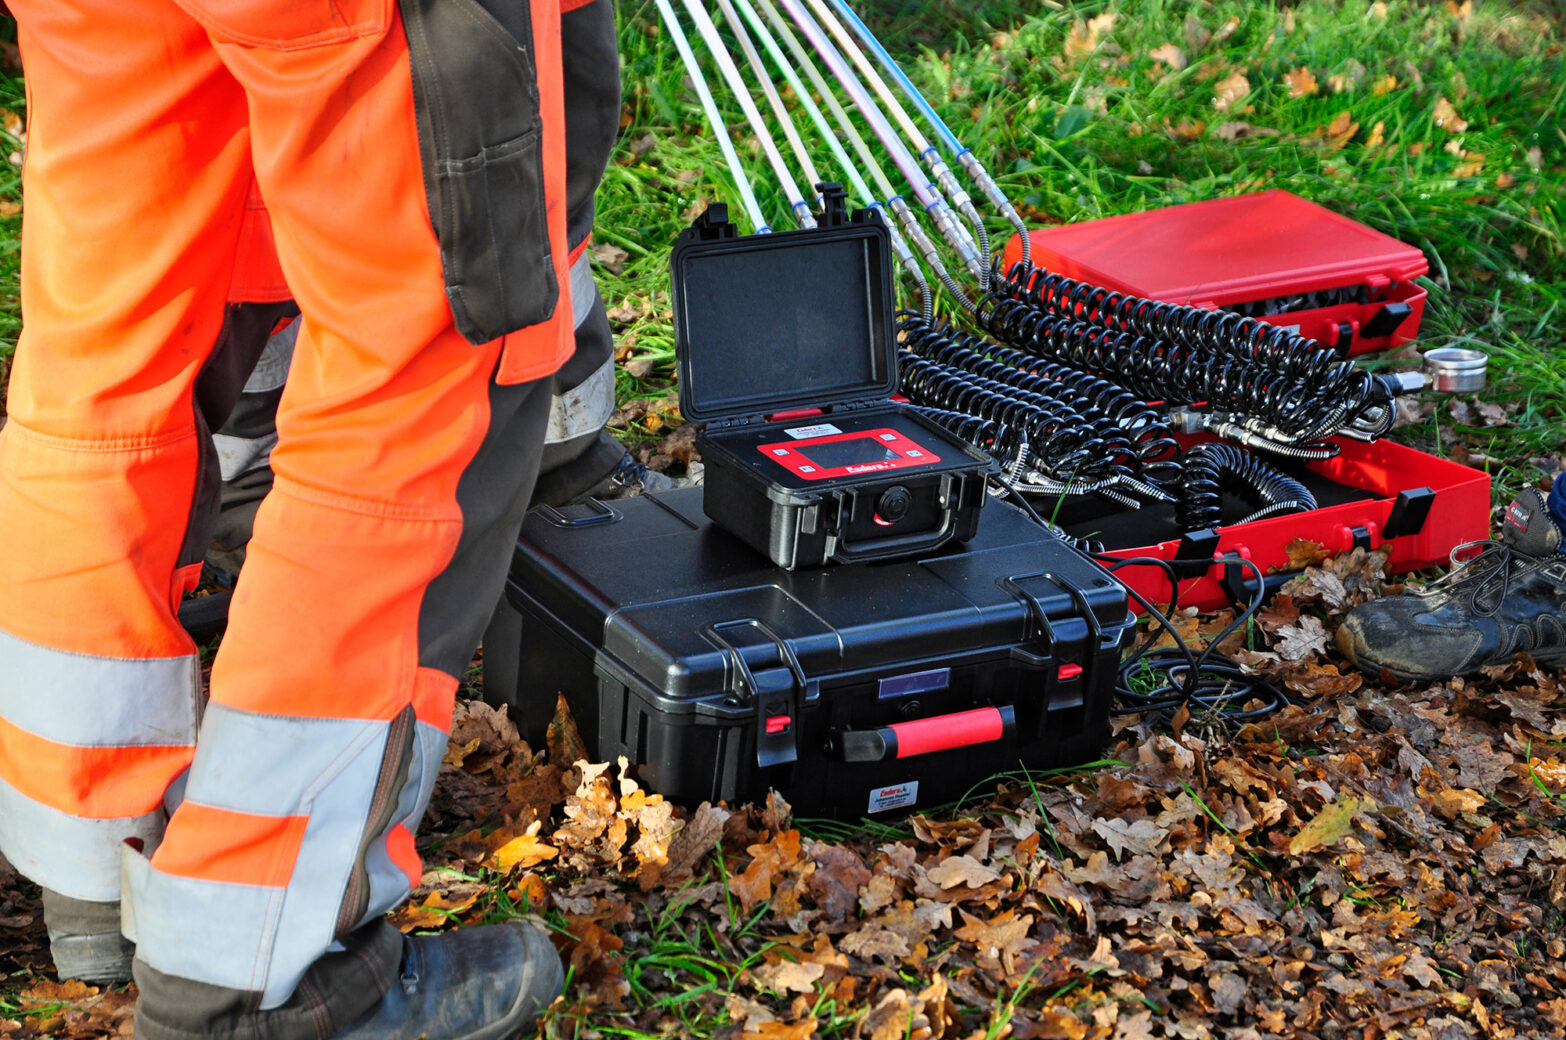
[830,705,1015,762]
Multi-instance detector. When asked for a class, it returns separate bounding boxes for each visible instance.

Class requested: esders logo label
[868,781,918,813]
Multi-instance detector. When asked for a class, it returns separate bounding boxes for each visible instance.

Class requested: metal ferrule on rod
[928,200,985,281]
[929,153,973,213]
[958,150,1029,264]
[891,197,973,311]
[871,202,932,317]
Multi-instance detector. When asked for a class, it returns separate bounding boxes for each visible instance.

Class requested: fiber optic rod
[716,0,934,317]
[772,0,986,282]
[673,0,817,228]
[798,0,987,269]
[746,0,978,308]
[651,0,769,232]
[822,0,1029,267]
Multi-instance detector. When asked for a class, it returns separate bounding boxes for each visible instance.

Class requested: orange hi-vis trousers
[0,0,573,1033]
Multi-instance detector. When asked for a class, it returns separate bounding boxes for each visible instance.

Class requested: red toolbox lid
[1002,190,1428,308]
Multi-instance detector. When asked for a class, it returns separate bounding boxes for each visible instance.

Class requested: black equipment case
[483,487,1134,817]
[672,189,995,569]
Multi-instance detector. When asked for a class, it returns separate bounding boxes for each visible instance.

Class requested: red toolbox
[1002,190,1428,357]
[1001,192,1488,611]
[1053,436,1491,612]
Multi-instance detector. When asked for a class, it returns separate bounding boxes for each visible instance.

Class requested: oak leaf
[750,958,824,996]
[1432,97,1468,133]
[1288,793,1365,854]
[1213,71,1250,112]
[1092,818,1168,860]
[954,908,1035,973]
[730,829,804,913]
[925,854,1002,890]
[1274,615,1329,662]
[748,1020,817,1040]
[1148,43,1187,70]
[839,925,910,963]
[391,888,481,933]
[1432,787,1485,818]
[486,820,558,873]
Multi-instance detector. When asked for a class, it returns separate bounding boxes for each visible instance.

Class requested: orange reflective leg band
[0,0,255,903]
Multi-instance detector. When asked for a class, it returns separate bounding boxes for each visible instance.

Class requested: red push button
[766,715,792,734]
[1058,663,1083,680]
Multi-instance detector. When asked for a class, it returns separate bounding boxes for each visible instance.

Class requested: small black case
[672,187,996,568]
[483,488,1133,817]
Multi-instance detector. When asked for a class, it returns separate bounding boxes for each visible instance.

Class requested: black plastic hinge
[1349,525,1372,551]
[815,182,851,226]
[1170,528,1221,579]
[688,203,738,241]
[1361,300,1413,338]
[1383,487,1436,539]
[708,414,759,430]
[831,398,882,412]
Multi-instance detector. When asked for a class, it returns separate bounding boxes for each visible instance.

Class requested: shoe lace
[1430,538,1560,617]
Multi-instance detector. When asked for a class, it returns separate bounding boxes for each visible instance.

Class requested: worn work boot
[334,921,564,1039]
[1337,485,1566,682]
[40,888,134,985]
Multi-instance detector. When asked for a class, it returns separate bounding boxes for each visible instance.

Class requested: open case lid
[670,189,898,424]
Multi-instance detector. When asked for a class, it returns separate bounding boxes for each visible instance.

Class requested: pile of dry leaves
[4,543,1565,1040]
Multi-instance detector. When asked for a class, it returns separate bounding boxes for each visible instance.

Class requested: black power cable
[995,482,1291,727]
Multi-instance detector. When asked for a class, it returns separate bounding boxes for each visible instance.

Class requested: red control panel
[757,427,942,482]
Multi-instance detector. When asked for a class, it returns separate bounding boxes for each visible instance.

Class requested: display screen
[795,438,903,468]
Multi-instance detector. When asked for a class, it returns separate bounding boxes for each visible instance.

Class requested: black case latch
[706,618,810,769]
[1001,573,1097,719]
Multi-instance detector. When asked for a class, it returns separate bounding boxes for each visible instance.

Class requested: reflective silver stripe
[543,354,616,446]
[246,319,298,394]
[0,627,201,748]
[570,249,597,330]
[182,703,387,816]
[214,430,279,482]
[214,320,295,480]
[0,773,164,902]
[356,719,446,931]
[125,703,393,1005]
[123,847,291,997]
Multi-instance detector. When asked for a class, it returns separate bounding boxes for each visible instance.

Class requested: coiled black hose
[901,318,1182,486]
[1174,441,1319,532]
[976,262,1396,450]
[897,319,1138,486]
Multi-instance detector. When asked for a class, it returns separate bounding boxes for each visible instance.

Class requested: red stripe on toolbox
[890,707,1004,759]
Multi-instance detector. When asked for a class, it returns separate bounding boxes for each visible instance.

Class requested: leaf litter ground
[6,543,1565,1039]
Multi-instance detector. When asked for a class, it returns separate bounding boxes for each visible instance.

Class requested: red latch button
[766,715,792,735]
[1058,663,1083,680]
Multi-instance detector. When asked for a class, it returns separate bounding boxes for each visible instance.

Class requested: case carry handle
[830,705,1015,762]
[830,477,957,563]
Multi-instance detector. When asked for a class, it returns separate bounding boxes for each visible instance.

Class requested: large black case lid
[670,188,898,423]
[509,489,1131,707]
